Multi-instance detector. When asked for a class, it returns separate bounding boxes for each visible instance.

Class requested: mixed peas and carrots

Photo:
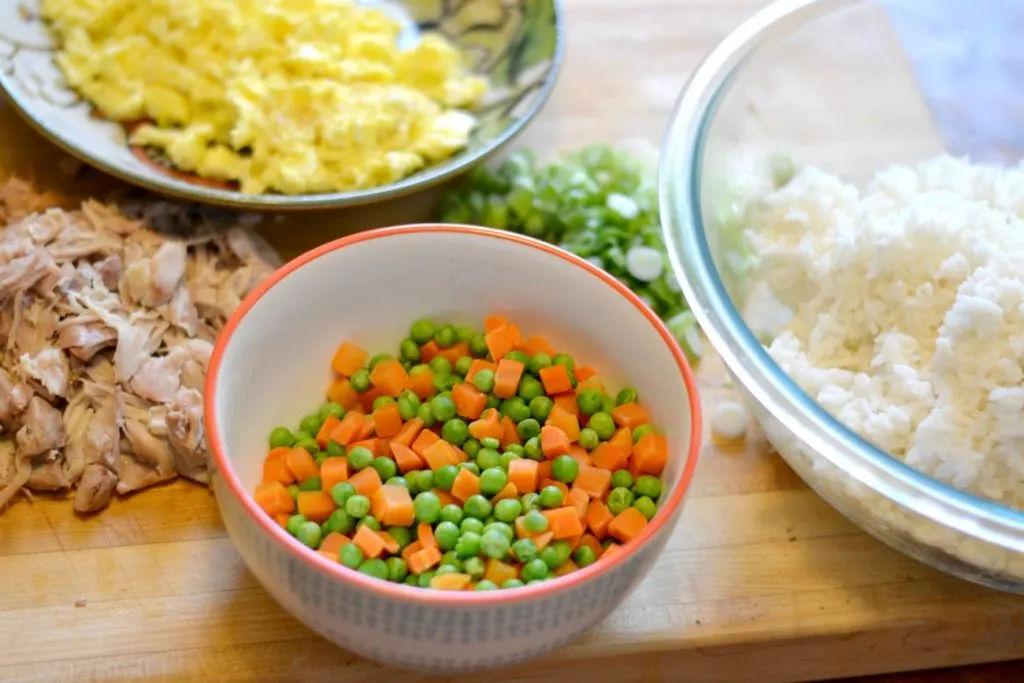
[254,316,669,591]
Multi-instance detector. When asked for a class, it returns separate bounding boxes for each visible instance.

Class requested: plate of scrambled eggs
[0,0,563,209]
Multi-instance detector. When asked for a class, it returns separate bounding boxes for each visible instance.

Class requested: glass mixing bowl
[660,0,1024,593]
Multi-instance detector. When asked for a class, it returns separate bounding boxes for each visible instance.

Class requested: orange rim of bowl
[205,224,703,604]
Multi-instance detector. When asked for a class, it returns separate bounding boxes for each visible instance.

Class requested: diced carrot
[297,491,336,523]
[357,387,382,414]
[401,540,423,566]
[317,549,339,562]
[465,359,496,383]
[608,507,648,543]
[331,341,368,377]
[585,499,614,539]
[320,532,351,557]
[546,405,580,442]
[507,459,539,494]
[450,468,481,502]
[330,411,366,446]
[611,402,650,429]
[539,479,569,499]
[533,531,554,550]
[371,484,415,527]
[484,315,508,332]
[254,481,294,516]
[567,486,590,518]
[633,433,668,475]
[540,425,571,459]
[326,377,361,411]
[493,358,525,399]
[274,512,291,528]
[485,323,515,361]
[370,359,409,398]
[320,457,349,492]
[591,442,630,471]
[406,369,436,400]
[419,340,440,362]
[553,393,579,417]
[507,323,523,349]
[565,531,585,551]
[392,417,424,448]
[609,427,633,452]
[430,572,472,590]
[353,525,387,559]
[422,439,458,471]
[469,412,502,441]
[452,383,487,420]
[390,441,424,474]
[538,364,573,395]
[555,559,580,577]
[492,483,519,502]
[411,429,441,458]
[578,533,603,559]
[434,489,459,507]
[602,542,623,560]
[451,444,469,463]
[372,402,403,438]
[350,438,382,459]
[628,459,642,483]
[285,447,319,483]
[575,376,605,397]
[315,415,342,449]
[573,365,598,383]
[483,558,518,586]
[521,335,554,357]
[436,341,470,364]
[262,447,295,485]
[544,507,585,539]
[574,465,613,499]
[418,522,437,549]
[500,415,521,448]
[348,467,383,498]
[569,445,592,468]
[537,460,552,481]
[409,546,443,575]
[377,530,401,555]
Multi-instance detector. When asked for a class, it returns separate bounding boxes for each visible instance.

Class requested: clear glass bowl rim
[658,0,1024,552]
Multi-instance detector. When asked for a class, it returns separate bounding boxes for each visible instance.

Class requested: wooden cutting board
[0,1,1022,682]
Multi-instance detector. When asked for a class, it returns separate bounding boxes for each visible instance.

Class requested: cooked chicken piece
[74,464,118,513]
[164,284,198,335]
[166,388,209,484]
[61,394,92,485]
[130,347,187,404]
[94,255,123,292]
[57,320,117,362]
[0,251,61,304]
[17,397,67,457]
[82,398,120,474]
[19,347,70,398]
[0,367,32,432]
[28,451,71,491]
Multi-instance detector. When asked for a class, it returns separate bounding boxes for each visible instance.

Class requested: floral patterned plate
[0,0,563,210]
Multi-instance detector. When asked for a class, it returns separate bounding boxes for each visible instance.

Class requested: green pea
[502,398,531,423]
[387,526,413,549]
[440,503,464,525]
[319,402,346,421]
[576,390,604,416]
[494,498,522,523]
[502,578,525,589]
[479,467,507,497]
[413,470,434,492]
[506,443,524,456]
[433,372,455,392]
[431,395,457,422]
[607,487,634,515]
[339,543,364,568]
[357,515,381,531]
[405,469,423,495]
[410,319,438,345]
[416,403,436,427]
[442,418,469,445]
[512,538,538,563]
[475,448,501,471]
[516,375,543,402]
[330,482,355,507]
[632,424,655,443]
[527,353,551,375]
[552,540,573,564]
[485,395,501,411]
[285,514,307,536]
[440,550,463,570]
[474,579,498,591]
[299,413,324,437]
[634,496,657,520]
[436,563,460,577]
[413,491,441,524]
[430,356,453,375]
[345,494,371,518]
[269,427,296,449]
[539,546,562,571]
[386,476,408,489]
[472,368,495,393]
[372,457,397,482]
[350,368,371,392]
[464,494,492,520]
[602,394,615,413]
[499,451,521,470]
[435,324,457,348]
[539,485,564,509]
[347,446,374,471]
[287,484,300,500]
[635,475,662,499]
[459,461,480,476]
[578,427,599,450]
[358,558,389,580]
[456,325,477,343]
[386,557,409,582]
[552,455,579,484]
[616,387,639,406]
[573,546,597,568]
[523,436,543,461]
[588,412,616,440]
[404,575,419,586]
[368,353,392,371]
[462,438,481,458]
[523,509,548,533]
[409,363,432,377]
[464,556,486,580]
[470,333,489,358]
[435,521,461,550]
[455,531,481,558]
[434,464,459,491]
[516,418,541,442]
[481,529,510,559]
[460,517,484,535]
[314,452,329,467]
[295,438,320,455]
[400,359,413,371]
[521,558,549,581]
[372,396,394,411]
[454,356,473,376]
[529,396,554,421]
[397,391,421,420]
[325,440,346,458]
[400,338,421,362]
[296,520,322,548]
[610,470,634,490]
[293,430,313,442]
[520,492,540,512]
[552,353,575,372]
[417,570,436,587]
[480,437,501,450]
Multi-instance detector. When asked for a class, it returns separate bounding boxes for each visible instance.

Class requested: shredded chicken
[0,179,279,514]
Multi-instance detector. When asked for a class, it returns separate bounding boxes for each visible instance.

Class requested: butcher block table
[0,0,1023,681]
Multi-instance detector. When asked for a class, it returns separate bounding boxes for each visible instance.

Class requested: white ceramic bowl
[205,225,702,672]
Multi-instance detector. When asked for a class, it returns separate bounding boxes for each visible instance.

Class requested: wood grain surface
[0,1,1023,682]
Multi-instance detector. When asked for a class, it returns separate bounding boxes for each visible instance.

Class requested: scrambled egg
[40,0,488,195]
